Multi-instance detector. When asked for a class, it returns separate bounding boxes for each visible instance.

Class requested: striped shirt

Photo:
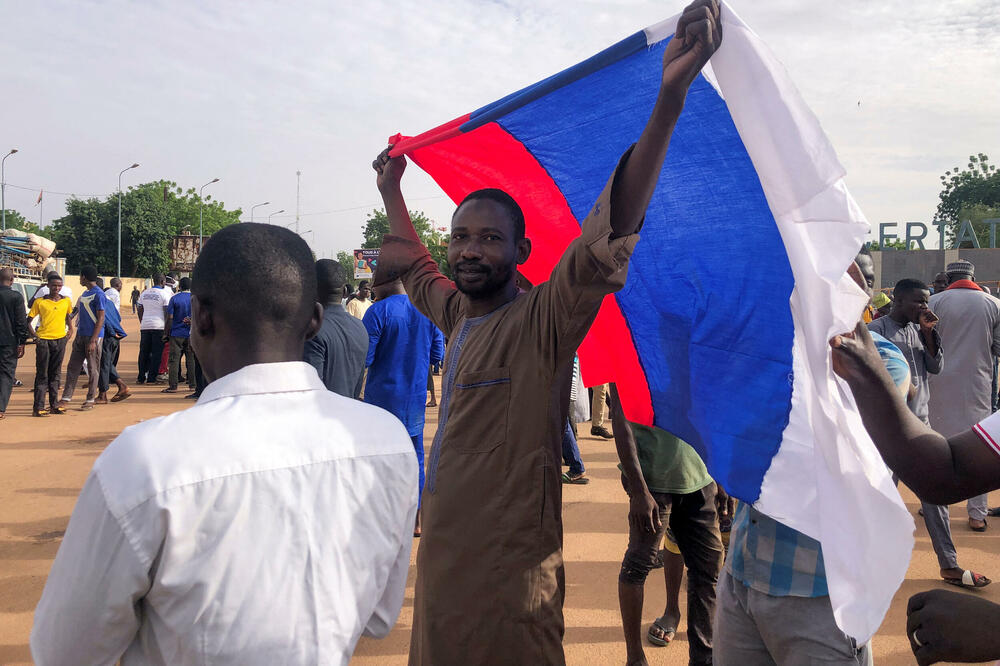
[973,411,1000,458]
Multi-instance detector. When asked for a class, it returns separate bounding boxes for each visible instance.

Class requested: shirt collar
[198,361,326,404]
[946,279,983,292]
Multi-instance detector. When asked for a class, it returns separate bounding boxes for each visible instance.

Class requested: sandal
[561,472,590,485]
[970,517,988,532]
[110,391,132,403]
[944,570,991,589]
[161,388,179,394]
[647,617,676,647]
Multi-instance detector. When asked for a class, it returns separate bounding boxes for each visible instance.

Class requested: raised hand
[372,146,407,192]
[661,0,722,99]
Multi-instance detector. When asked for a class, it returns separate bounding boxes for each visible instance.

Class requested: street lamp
[198,178,220,253]
[117,162,140,277]
[267,209,285,223]
[1,148,18,232]
[249,201,269,222]
[300,229,315,244]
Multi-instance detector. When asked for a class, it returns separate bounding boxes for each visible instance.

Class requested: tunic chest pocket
[447,367,511,453]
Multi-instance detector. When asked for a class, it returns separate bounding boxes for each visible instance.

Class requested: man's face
[933,273,949,293]
[358,285,371,300]
[895,288,930,324]
[48,279,63,296]
[447,199,523,298]
[79,274,87,287]
[854,255,876,293]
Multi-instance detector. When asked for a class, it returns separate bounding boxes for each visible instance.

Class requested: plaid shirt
[726,503,828,597]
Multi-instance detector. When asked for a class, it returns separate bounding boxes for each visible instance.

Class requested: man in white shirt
[135,274,171,384]
[103,276,122,312]
[32,222,418,665]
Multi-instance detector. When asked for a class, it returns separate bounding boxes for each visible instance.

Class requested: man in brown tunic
[373,3,722,662]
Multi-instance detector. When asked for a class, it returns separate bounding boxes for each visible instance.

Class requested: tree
[336,250,356,287]
[49,181,242,276]
[0,209,42,235]
[934,154,1000,247]
[362,208,451,278]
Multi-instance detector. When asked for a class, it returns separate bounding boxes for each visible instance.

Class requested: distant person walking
[0,267,29,419]
[363,277,445,535]
[303,259,369,398]
[27,273,73,417]
[58,265,107,411]
[136,274,171,384]
[928,260,1000,532]
[163,277,195,393]
[98,277,131,404]
[130,285,140,314]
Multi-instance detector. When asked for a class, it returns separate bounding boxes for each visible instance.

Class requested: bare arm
[832,321,1000,504]
[610,0,722,237]
[609,384,661,534]
[373,152,419,243]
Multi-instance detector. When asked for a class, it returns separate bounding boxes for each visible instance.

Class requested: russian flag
[390,3,912,641]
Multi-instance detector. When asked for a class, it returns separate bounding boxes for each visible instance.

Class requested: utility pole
[295,170,301,234]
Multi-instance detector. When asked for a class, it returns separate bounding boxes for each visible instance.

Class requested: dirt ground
[0,314,997,665]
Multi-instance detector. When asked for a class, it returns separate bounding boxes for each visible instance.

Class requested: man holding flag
[372,1,721,662]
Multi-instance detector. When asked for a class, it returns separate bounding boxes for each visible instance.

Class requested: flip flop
[110,391,131,403]
[647,618,676,647]
[561,472,590,485]
[944,570,991,589]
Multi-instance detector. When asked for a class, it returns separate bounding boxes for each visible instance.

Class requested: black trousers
[620,481,724,666]
[0,344,18,413]
[33,337,67,412]
[137,329,165,383]
[193,353,207,397]
[99,336,121,392]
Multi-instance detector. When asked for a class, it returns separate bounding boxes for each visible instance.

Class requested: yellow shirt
[345,298,372,320]
[28,297,71,340]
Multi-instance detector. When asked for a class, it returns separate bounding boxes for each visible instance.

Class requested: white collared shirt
[32,362,418,666]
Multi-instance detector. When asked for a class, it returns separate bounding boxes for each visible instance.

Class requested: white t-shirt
[33,285,73,300]
[137,287,171,330]
[104,287,121,312]
[31,362,418,666]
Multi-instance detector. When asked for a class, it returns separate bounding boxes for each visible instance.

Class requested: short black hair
[153,272,166,284]
[893,278,929,298]
[110,277,123,290]
[192,223,316,336]
[315,259,348,304]
[81,265,99,282]
[357,280,370,290]
[455,188,526,241]
[96,277,105,289]
[179,276,191,291]
[47,273,62,283]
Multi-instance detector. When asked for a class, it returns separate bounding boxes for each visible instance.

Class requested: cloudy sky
[2,0,998,255]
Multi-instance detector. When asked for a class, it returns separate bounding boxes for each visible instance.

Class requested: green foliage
[48,181,241,277]
[1,209,42,235]
[362,208,451,278]
[866,239,912,251]
[935,154,1000,247]
[336,250,356,287]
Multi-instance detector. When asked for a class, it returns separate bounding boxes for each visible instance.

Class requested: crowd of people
[1,2,997,664]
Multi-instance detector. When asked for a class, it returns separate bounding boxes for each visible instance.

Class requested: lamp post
[267,209,285,223]
[1,148,18,232]
[198,178,220,254]
[117,162,140,278]
[300,229,315,245]
[249,201,269,223]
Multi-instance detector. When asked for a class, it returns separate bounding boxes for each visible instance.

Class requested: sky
[2,0,998,256]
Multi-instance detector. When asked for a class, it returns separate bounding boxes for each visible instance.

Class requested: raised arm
[610,0,722,237]
[609,384,661,534]
[832,321,1000,504]
[373,151,419,244]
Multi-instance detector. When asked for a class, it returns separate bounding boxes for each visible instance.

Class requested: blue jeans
[561,419,584,476]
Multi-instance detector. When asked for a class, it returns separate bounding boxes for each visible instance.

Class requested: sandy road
[0,314,996,665]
